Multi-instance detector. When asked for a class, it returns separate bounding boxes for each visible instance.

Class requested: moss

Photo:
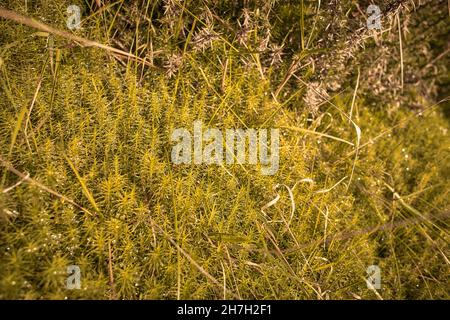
[0,0,449,299]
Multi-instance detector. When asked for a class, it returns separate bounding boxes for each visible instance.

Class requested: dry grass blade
[24,76,42,152]
[0,7,157,68]
[284,210,450,255]
[150,217,240,299]
[282,126,354,146]
[108,240,117,300]
[0,156,95,216]
[275,57,301,98]
[64,155,100,213]
[2,172,29,193]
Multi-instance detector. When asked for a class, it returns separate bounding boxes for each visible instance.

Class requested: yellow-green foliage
[0,0,449,299]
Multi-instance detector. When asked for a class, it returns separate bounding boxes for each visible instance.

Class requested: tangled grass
[0,0,449,299]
